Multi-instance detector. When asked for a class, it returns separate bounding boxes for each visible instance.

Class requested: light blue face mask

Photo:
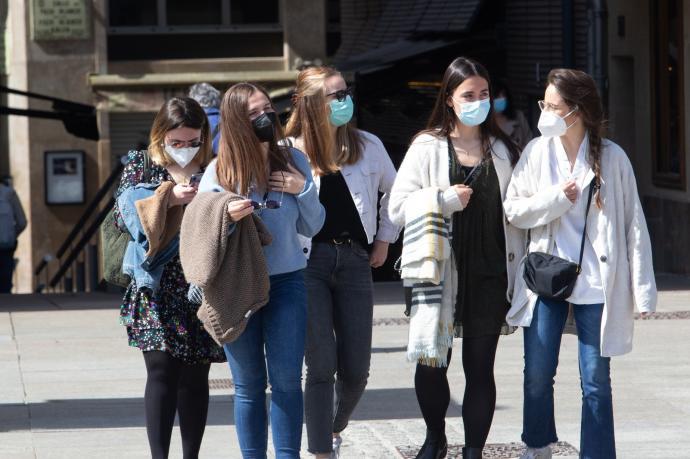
[329,95,354,127]
[493,97,508,113]
[457,98,491,126]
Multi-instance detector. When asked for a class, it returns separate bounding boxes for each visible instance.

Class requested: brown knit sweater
[134,181,183,258]
[180,191,272,345]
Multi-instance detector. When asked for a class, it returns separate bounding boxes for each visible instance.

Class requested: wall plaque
[32,0,90,40]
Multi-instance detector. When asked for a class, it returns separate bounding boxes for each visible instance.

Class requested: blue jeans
[224,270,307,459]
[522,297,615,459]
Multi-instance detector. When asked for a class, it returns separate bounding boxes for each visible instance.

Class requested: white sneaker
[330,436,343,459]
[520,445,552,459]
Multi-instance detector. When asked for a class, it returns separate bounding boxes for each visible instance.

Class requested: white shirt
[550,134,605,304]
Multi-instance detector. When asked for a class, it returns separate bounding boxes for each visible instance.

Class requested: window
[107,0,282,60]
[650,0,686,189]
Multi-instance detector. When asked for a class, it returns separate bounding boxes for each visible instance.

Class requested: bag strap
[525,177,598,271]
[141,150,151,182]
[576,177,598,272]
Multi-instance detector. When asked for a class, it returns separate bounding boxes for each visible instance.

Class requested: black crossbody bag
[523,178,598,300]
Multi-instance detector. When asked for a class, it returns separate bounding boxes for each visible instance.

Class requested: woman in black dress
[389,57,524,459]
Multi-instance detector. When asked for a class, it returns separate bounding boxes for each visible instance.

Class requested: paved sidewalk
[1,275,689,458]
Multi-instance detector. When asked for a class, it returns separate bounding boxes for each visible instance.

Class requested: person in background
[493,79,533,150]
[0,175,27,294]
[114,97,225,459]
[189,82,222,155]
[503,69,657,459]
[198,82,325,459]
[285,66,401,459]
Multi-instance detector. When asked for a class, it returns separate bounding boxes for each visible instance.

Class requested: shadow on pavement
[0,293,122,312]
[0,388,505,432]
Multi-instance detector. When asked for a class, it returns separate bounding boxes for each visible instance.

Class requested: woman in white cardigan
[389,57,523,459]
[503,69,657,459]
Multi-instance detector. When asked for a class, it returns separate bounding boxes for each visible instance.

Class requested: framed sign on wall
[45,150,85,205]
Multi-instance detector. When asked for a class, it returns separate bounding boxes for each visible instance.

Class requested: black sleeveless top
[448,140,511,338]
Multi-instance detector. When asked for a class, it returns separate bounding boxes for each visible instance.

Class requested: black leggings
[143,350,211,459]
[414,334,500,448]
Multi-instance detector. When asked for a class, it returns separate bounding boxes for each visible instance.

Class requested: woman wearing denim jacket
[284,66,401,458]
[113,97,225,459]
[504,69,657,459]
[197,82,325,459]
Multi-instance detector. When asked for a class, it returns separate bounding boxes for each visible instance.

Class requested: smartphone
[462,162,483,186]
[189,172,204,187]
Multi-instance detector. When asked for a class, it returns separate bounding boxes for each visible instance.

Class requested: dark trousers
[0,244,16,294]
[304,241,374,454]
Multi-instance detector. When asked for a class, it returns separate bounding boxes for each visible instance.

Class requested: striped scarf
[400,188,455,367]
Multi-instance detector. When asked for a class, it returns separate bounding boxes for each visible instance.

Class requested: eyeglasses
[326,87,353,102]
[538,100,577,113]
[164,139,203,148]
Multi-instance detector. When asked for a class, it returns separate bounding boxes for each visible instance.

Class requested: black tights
[414,334,500,448]
[143,351,211,459]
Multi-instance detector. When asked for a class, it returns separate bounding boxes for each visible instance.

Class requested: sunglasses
[247,185,284,211]
[326,87,353,102]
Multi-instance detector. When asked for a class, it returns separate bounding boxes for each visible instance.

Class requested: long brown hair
[148,97,213,168]
[420,57,520,166]
[286,66,363,175]
[216,83,291,195]
[547,68,605,208]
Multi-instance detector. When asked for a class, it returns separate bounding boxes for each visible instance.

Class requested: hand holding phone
[189,172,204,187]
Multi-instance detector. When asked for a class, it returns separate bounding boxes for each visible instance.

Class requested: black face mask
[252,111,277,143]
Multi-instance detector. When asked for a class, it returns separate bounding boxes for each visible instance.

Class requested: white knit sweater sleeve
[390,135,463,227]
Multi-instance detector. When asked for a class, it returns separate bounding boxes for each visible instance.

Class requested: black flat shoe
[462,446,483,459]
[415,430,448,459]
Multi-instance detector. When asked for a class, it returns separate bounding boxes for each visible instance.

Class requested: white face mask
[537,107,578,138]
[165,145,199,168]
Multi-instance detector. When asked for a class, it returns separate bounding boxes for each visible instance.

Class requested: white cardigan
[389,133,526,304]
[290,131,401,257]
[503,136,657,357]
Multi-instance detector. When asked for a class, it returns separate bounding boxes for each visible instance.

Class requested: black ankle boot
[415,430,448,459]
[462,446,483,458]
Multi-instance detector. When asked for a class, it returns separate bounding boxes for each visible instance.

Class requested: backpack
[99,151,151,287]
[0,185,17,250]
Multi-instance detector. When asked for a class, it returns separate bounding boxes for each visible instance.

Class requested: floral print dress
[113,150,225,365]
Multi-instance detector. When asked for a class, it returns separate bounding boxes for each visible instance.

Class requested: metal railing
[34,162,124,293]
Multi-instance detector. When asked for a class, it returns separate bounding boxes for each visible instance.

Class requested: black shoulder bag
[522,178,598,300]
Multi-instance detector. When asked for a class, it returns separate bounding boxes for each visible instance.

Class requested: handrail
[34,162,123,277]
[49,197,115,288]
[54,162,124,259]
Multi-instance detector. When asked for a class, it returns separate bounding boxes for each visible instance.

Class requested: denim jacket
[117,182,179,294]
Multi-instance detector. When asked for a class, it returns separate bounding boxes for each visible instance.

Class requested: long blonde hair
[216,83,290,196]
[286,66,363,175]
[148,97,213,168]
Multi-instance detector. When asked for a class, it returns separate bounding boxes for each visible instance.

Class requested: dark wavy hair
[547,68,605,208]
[420,57,520,165]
